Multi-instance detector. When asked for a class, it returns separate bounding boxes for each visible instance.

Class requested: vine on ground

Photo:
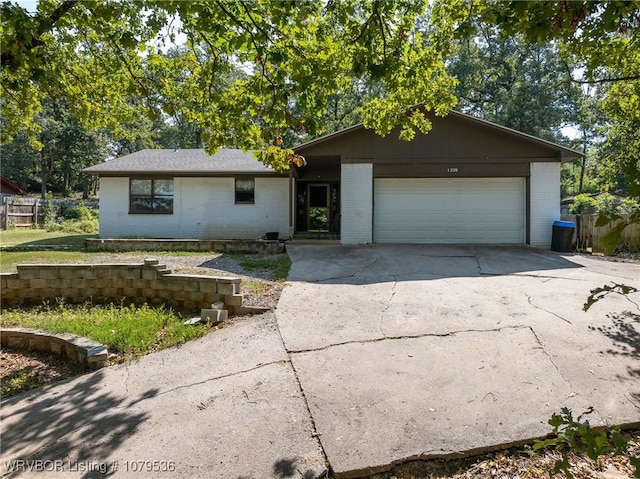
[533,407,639,478]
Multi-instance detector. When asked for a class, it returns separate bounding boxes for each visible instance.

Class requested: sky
[15,0,37,12]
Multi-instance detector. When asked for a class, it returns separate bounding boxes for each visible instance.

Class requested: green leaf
[630,456,640,478]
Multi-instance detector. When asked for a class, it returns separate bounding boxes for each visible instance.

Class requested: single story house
[84,110,580,247]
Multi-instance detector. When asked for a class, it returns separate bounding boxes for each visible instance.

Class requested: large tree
[448,27,580,143]
[1,0,457,170]
[1,98,111,198]
[1,1,638,183]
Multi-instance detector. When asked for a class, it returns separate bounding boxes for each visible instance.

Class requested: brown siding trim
[297,169,341,181]
[373,163,530,178]
[344,157,561,165]
[91,172,286,178]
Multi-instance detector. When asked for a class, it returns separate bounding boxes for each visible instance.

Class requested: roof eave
[83,169,284,176]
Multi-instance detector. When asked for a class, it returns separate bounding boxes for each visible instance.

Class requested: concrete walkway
[2,245,639,478]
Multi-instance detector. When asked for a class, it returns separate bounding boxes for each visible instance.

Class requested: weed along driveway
[277,244,640,477]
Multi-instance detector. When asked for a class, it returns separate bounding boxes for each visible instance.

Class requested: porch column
[530,161,561,248]
[288,169,294,240]
[341,163,373,244]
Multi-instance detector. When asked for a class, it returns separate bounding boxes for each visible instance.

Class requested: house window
[129,178,174,214]
[235,178,255,204]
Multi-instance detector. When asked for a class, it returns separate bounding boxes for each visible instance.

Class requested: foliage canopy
[1,0,638,182]
[1,0,458,170]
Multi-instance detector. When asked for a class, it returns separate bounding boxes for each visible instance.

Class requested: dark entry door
[308,184,330,231]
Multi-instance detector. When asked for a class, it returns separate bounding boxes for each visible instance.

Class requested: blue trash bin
[551,220,575,252]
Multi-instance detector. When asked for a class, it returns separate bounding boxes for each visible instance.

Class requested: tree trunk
[578,131,588,193]
[40,156,47,199]
[82,175,90,199]
[62,172,69,197]
[578,156,586,193]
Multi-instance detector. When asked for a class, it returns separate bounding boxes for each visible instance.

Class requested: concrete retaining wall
[86,238,284,254]
[1,328,108,369]
[0,259,243,314]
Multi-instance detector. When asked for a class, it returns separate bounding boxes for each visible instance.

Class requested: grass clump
[2,370,41,398]
[1,303,207,361]
[238,254,291,281]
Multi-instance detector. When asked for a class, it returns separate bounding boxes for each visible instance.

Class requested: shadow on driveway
[2,370,157,477]
[593,309,640,403]
[286,244,583,284]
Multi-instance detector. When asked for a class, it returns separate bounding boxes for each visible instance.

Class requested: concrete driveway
[2,245,639,479]
[277,244,640,477]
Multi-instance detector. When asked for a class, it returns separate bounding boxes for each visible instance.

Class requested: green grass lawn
[1,303,208,361]
[0,250,97,272]
[0,229,89,247]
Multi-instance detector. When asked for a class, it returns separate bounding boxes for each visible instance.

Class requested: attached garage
[293,109,581,247]
[373,178,525,244]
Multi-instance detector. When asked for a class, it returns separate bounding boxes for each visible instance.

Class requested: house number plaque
[447,167,459,173]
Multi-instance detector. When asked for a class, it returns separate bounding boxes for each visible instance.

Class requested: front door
[307,184,330,232]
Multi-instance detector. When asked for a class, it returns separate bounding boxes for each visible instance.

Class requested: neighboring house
[84,110,581,247]
[0,177,28,195]
[0,177,29,230]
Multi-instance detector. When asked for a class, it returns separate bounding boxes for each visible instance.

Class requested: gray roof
[84,148,279,175]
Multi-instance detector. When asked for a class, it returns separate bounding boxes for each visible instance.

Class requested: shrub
[593,192,617,215]
[60,218,98,234]
[46,201,99,234]
[569,194,595,214]
[43,193,60,230]
[617,197,640,215]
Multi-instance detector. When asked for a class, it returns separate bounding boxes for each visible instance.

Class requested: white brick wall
[530,162,561,247]
[98,177,289,239]
[341,163,373,244]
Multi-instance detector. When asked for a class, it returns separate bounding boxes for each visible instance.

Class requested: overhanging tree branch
[562,59,639,84]
[572,74,640,84]
[1,0,80,67]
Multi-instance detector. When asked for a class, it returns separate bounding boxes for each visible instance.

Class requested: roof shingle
[84,149,278,175]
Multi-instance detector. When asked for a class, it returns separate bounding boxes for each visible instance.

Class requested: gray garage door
[374,178,525,243]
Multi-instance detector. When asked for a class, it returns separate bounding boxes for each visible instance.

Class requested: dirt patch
[366,433,639,479]
[1,347,86,398]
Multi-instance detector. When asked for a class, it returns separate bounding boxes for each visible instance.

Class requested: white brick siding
[530,162,561,247]
[98,177,289,239]
[341,163,373,244]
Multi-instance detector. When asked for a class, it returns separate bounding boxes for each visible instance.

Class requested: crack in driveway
[525,293,573,324]
[285,325,533,355]
[314,259,379,283]
[379,276,397,337]
[273,314,333,475]
[129,359,290,401]
[527,326,574,391]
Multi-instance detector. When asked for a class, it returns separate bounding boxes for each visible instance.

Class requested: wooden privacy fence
[0,196,44,230]
[0,197,98,230]
[561,214,640,252]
